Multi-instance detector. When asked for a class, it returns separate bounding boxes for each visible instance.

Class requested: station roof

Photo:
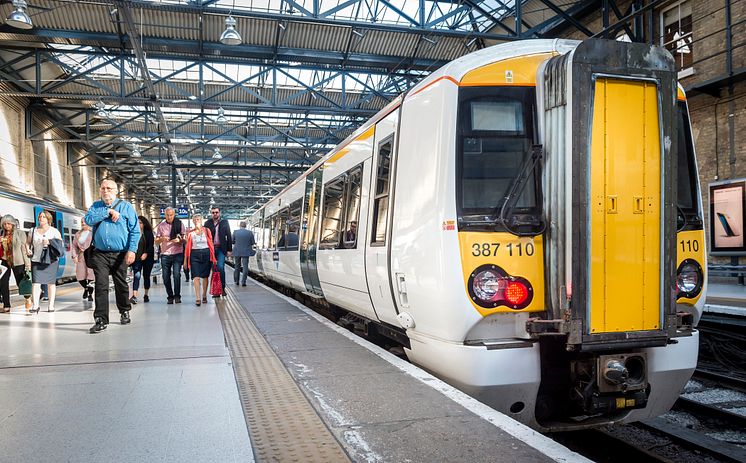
[0,0,604,217]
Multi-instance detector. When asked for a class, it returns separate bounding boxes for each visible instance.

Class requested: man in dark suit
[204,206,232,296]
[232,221,256,286]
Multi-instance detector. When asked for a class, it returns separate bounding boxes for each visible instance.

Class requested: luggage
[210,264,223,297]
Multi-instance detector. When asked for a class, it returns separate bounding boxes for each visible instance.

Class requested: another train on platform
[1,190,84,284]
[246,39,707,431]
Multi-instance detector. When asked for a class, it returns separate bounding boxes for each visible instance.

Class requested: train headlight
[676,259,703,299]
[468,264,533,310]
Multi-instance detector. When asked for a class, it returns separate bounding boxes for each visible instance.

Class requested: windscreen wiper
[494,144,544,236]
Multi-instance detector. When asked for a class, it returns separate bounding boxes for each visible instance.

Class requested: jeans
[131,258,154,292]
[234,256,249,285]
[215,249,226,291]
[161,253,184,299]
[90,250,130,325]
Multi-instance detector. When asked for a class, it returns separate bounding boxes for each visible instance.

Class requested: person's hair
[0,214,17,235]
[138,215,153,234]
[38,210,53,225]
[164,206,176,213]
[211,207,220,212]
[239,221,247,228]
[192,213,203,222]
[100,179,118,189]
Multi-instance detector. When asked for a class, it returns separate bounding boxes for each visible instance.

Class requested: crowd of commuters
[0,179,259,336]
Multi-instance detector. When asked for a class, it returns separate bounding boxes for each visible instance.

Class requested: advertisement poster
[710,181,746,254]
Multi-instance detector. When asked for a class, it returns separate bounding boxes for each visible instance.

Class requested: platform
[0,278,585,462]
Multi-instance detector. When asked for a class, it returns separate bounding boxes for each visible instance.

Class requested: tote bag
[210,265,223,296]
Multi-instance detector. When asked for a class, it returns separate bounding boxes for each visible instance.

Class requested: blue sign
[160,207,189,218]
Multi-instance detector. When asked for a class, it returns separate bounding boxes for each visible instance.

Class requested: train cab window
[342,167,363,249]
[457,87,541,233]
[371,139,392,245]
[320,177,346,248]
[677,101,701,230]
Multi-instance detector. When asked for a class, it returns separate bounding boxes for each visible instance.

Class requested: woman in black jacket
[130,216,155,303]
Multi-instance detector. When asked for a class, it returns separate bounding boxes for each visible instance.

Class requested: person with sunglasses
[204,207,232,297]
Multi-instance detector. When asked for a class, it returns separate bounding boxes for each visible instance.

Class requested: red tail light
[467,264,533,310]
[505,281,529,306]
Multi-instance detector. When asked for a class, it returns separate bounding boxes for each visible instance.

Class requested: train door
[255,210,265,275]
[364,111,400,326]
[300,166,323,296]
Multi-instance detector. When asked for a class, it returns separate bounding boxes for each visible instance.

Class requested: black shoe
[87,294,93,302]
[41,296,49,302]
[242,283,247,287]
[89,317,107,334]
[167,297,174,304]
[129,296,138,304]
[121,311,131,325]
[82,289,88,300]
[175,297,182,304]
[143,295,149,303]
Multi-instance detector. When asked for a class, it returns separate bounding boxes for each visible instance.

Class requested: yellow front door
[589,78,662,333]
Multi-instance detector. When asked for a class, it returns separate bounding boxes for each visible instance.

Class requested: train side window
[286,199,302,251]
[371,139,392,245]
[23,221,35,230]
[342,167,363,249]
[320,176,346,249]
[268,214,278,250]
[277,208,289,250]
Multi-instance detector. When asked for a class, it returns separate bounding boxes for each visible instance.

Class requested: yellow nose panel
[589,78,662,333]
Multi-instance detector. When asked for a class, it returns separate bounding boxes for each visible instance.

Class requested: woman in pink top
[184,214,216,306]
[70,223,95,301]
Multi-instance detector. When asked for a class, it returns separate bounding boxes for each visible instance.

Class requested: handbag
[210,264,223,296]
[18,270,32,296]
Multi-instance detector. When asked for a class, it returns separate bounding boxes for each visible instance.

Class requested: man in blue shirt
[84,179,141,334]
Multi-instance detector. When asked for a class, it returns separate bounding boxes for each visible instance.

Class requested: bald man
[84,179,140,334]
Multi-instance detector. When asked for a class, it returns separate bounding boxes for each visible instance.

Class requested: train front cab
[400,39,703,432]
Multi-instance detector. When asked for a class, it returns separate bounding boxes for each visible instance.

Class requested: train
[1,190,84,284]
[245,38,706,432]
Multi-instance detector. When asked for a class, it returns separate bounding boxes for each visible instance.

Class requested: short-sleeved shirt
[156,221,184,255]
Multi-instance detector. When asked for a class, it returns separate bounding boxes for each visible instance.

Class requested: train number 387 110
[471,242,535,257]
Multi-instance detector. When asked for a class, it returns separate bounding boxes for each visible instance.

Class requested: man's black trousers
[91,249,131,324]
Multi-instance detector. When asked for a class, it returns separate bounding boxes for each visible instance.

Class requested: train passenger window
[342,167,363,249]
[320,177,346,248]
[285,199,302,251]
[23,221,35,230]
[277,208,289,250]
[371,139,392,245]
[268,214,278,250]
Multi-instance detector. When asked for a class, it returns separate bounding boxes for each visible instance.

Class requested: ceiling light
[212,170,219,180]
[212,147,222,159]
[94,100,109,118]
[6,0,33,30]
[216,106,227,124]
[220,15,242,46]
[130,143,142,158]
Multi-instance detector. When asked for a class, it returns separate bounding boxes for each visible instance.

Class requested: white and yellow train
[246,38,706,431]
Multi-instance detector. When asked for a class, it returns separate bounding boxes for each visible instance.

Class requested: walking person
[27,210,63,313]
[0,214,31,313]
[70,223,95,302]
[155,207,185,304]
[204,206,232,297]
[85,179,140,333]
[232,221,255,287]
[130,216,155,304]
[184,214,216,306]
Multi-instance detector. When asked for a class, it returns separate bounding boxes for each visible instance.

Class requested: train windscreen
[456,87,541,232]
[677,101,702,229]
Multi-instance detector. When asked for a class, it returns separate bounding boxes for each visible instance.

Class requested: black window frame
[456,86,543,233]
[676,100,702,230]
[319,176,347,249]
[341,166,363,249]
[320,163,364,250]
[371,136,393,246]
